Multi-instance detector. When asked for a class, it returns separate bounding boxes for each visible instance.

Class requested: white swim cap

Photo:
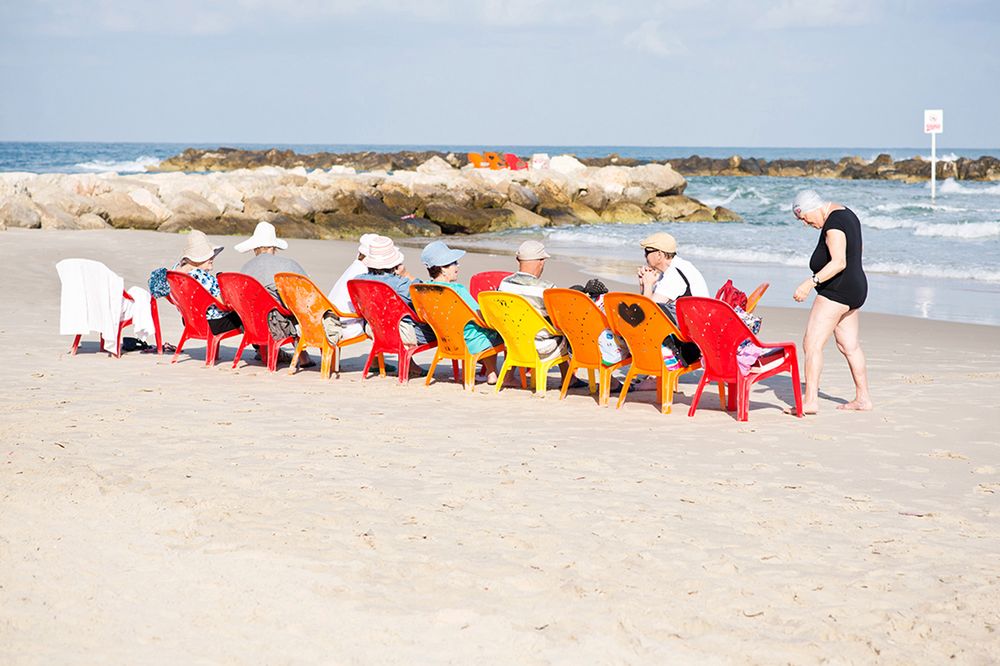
[792,190,825,217]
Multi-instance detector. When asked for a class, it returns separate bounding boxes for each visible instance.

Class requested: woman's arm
[794,229,847,302]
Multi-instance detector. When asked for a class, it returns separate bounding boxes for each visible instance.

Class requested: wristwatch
[811,274,820,287]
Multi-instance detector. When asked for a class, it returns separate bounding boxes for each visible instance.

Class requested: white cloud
[623,20,688,57]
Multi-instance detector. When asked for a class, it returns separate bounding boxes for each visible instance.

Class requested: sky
[1,0,998,148]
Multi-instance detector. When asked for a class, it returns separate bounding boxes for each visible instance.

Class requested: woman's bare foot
[485,371,498,385]
[785,404,818,415]
[837,399,873,411]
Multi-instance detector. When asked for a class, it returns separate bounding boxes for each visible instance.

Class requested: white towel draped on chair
[57,258,127,353]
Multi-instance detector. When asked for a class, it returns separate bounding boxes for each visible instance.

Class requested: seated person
[360,235,436,348]
[150,230,241,335]
[421,240,502,385]
[235,221,312,366]
[498,240,583,388]
[326,233,378,342]
[637,232,706,367]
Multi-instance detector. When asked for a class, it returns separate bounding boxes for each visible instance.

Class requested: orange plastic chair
[166,270,242,366]
[478,291,569,396]
[676,296,802,421]
[467,152,486,168]
[544,289,629,406]
[469,271,513,300]
[217,272,296,372]
[483,151,503,170]
[274,272,368,379]
[410,284,503,391]
[504,153,528,170]
[347,278,450,384]
[746,282,769,313]
[604,292,710,414]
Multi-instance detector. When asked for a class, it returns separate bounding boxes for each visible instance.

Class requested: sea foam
[73,156,160,173]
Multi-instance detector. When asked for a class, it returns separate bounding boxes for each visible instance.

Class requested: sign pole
[924,109,943,202]
[931,131,937,200]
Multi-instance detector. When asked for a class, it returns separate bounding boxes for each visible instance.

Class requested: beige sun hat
[363,235,405,269]
[181,230,224,264]
[640,232,677,254]
[515,240,550,261]
[234,221,289,253]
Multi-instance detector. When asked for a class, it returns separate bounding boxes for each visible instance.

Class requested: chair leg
[268,343,281,372]
[598,368,611,407]
[790,354,803,417]
[519,367,527,389]
[425,353,442,387]
[534,362,547,395]
[321,346,333,380]
[451,359,460,383]
[688,372,709,417]
[586,368,596,394]
[727,383,737,411]
[617,368,639,409]
[71,335,82,355]
[289,340,305,375]
[362,350,376,380]
[377,354,386,377]
[209,335,224,367]
[230,337,249,368]
[398,348,412,384]
[737,380,749,421]
[717,382,726,410]
[173,330,190,364]
[559,360,577,400]
[660,372,675,414]
[151,298,163,355]
[495,360,512,393]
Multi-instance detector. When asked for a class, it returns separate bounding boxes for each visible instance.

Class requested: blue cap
[421,240,466,268]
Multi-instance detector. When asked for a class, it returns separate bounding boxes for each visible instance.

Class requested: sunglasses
[645,248,676,258]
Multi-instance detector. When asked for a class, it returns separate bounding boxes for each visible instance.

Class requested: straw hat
[363,235,405,269]
[181,230,224,264]
[234,221,289,253]
[515,240,550,261]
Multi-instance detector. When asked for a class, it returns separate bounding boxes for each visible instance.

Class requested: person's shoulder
[826,207,858,228]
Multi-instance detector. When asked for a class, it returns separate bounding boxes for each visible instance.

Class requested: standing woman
[792,190,873,412]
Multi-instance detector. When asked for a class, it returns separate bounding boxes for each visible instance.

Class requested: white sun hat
[363,235,405,269]
[235,221,289,253]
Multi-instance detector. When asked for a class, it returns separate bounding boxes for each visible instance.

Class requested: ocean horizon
[3,141,999,326]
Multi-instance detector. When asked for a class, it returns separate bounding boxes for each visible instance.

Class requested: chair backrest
[543,288,610,368]
[478,291,553,363]
[410,284,481,358]
[166,270,224,338]
[217,272,286,346]
[483,151,503,170]
[274,272,334,348]
[467,152,484,168]
[676,296,753,380]
[604,292,681,375]
[504,153,527,170]
[346,279,415,351]
[469,271,513,300]
[746,282,769,312]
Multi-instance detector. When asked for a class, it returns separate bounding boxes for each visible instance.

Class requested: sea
[3,141,1000,326]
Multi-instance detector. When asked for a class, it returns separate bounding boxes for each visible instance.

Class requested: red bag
[715,279,748,310]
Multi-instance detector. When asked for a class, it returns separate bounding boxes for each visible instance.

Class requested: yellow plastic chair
[478,291,569,396]
[746,282,769,313]
[410,283,504,391]
[604,292,714,414]
[274,272,368,379]
[544,288,628,406]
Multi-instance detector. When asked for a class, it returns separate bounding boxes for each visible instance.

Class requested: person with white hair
[326,233,379,341]
[791,189,872,413]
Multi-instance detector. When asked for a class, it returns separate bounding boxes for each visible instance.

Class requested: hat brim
[234,236,289,253]
[363,249,405,270]
[423,247,466,268]
[183,245,224,264]
[517,251,550,261]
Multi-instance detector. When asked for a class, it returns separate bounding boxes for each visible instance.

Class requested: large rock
[646,195,707,221]
[621,185,656,206]
[77,212,111,230]
[574,186,608,211]
[162,190,222,220]
[713,206,742,222]
[569,202,602,223]
[314,212,440,239]
[549,155,587,175]
[537,206,587,226]
[380,187,423,216]
[158,216,260,236]
[38,203,81,229]
[532,178,571,207]
[90,191,161,229]
[600,202,652,224]
[423,203,515,234]
[629,163,687,195]
[416,156,456,174]
[0,195,43,228]
[507,182,539,209]
[502,203,550,229]
[128,188,173,222]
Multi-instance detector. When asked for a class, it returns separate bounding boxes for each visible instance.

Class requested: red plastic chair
[504,153,528,170]
[347,279,441,384]
[166,271,242,366]
[150,293,179,355]
[676,296,802,421]
[469,271,513,301]
[217,272,296,372]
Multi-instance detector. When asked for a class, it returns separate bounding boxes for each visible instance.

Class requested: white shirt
[652,256,709,301]
[329,259,367,316]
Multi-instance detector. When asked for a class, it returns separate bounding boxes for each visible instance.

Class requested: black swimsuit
[809,208,868,310]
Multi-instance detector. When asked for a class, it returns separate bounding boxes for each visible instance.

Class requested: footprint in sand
[925,450,969,460]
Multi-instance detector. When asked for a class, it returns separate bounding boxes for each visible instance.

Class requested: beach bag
[715,279,748,310]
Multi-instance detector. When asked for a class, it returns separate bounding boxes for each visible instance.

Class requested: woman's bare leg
[801,295,849,413]
[833,308,873,410]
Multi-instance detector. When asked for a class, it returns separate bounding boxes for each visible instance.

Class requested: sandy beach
[1,228,998,664]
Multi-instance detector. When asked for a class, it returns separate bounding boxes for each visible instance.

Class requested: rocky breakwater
[0,154,740,236]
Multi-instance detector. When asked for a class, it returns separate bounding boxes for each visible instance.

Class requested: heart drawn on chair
[618,302,645,327]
